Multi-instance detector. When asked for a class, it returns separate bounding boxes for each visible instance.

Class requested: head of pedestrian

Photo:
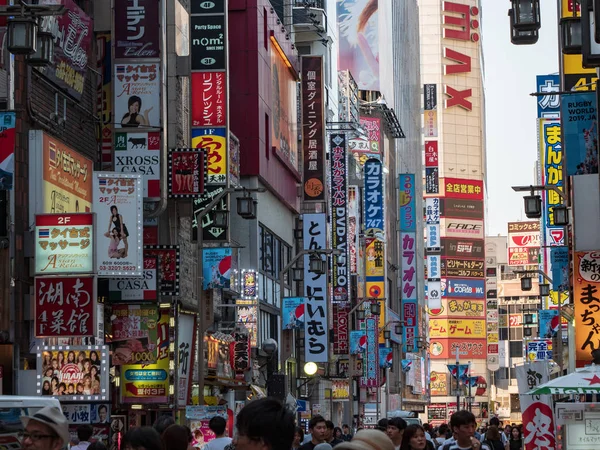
[20,406,70,450]
[162,424,193,450]
[377,418,389,433]
[335,430,394,450]
[450,411,479,449]
[386,417,407,447]
[121,427,164,450]
[209,416,228,438]
[400,424,428,450]
[77,425,94,444]
[233,397,295,450]
[308,415,328,444]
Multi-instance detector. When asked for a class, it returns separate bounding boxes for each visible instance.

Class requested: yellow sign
[427,299,485,318]
[121,312,170,403]
[366,238,385,300]
[41,133,93,215]
[561,0,596,90]
[429,371,448,396]
[192,128,227,185]
[428,318,485,339]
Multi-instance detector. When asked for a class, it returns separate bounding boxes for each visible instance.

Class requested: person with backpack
[480,426,504,450]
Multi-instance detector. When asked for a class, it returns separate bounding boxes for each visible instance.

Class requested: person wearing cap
[20,405,71,450]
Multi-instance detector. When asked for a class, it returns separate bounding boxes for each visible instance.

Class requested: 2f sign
[57,217,71,224]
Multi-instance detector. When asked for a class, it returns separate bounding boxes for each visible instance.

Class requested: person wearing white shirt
[71,425,93,450]
[203,417,232,450]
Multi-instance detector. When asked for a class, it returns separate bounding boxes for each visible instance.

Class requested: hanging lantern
[510,0,541,31]
[7,16,38,55]
[27,26,54,66]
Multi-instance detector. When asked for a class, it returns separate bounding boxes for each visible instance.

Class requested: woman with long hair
[121,95,153,127]
[400,425,433,450]
[292,426,304,449]
[108,205,129,257]
[67,350,76,364]
[507,427,523,450]
[57,351,65,369]
[483,426,504,450]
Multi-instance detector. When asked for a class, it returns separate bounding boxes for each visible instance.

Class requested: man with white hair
[20,405,70,450]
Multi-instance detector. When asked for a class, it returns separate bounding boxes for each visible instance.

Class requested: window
[499,328,508,341]
[509,327,523,341]
[509,340,523,358]
[259,224,292,305]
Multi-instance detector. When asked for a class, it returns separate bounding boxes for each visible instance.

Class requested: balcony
[292,0,327,42]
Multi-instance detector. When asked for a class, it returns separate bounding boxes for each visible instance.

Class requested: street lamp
[26,23,53,66]
[553,205,569,226]
[521,276,533,291]
[292,267,303,282]
[509,11,539,45]
[539,283,550,297]
[561,16,583,54]
[213,208,229,228]
[237,191,258,219]
[370,301,381,316]
[510,0,541,31]
[7,16,37,54]
[304,361,318,376]
[512,185,567,221]
[523,194,542,219]
[309,253,326,275]
[581,0,600,67]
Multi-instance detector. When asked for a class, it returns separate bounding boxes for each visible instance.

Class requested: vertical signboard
[507,221,541,266]
[301,56,325,202]
[574,252,600,367]
[94,173,143,277]
[97,34,112,170]
[400,173,418,350]
[361,317,379,387]
[561,92,598,175]
[303,213,328,363]
[177,313,196,406]
[0,111,15,190]
[330,134,349,303]
[561,0,596,91]
[168,149,205,198]
[364,159,385,301]
[114,63,161,129]
[536,75,560,118]
[114,0,160,58]
[191,72,227,127]
[348,186,358,274]
[114,131,161,198]
[332,304,349,355]
[424,84,437,137]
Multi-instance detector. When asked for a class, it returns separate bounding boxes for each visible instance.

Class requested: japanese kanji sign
[366,237,385,299]
[574,252,600,366]
[35,213,94,275]
[536,74,560,118]
[429,318,485,339]
[330,134,349,303]
[361,317,379,388]
[168,149,206,198]
[192,128,227,185]
[191,72,227,127]
[426,198,440,224]
[230,331,251,378]
[364,158,384,235]
[401,231,418,353]
[114,132,161,198]
[114,63,161,129]
[114,0,160,59]
[177,312,196,406]
[301,56,326,202]
[303,213,328,362]
[425,141,438,167]
[35,276,95,337]
[539,119,565,243]
[442,177,484,200]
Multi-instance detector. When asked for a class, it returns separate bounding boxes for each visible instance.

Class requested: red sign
[168,149,205,197]
[35,276,95,337]
[443,178,484,200]
[143,225,158,245]
[192,72,226,127]
[230,331,251,378]
[425,141,438,167]
[333,304,350,355]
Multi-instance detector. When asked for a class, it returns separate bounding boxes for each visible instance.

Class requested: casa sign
[442,1,480,111]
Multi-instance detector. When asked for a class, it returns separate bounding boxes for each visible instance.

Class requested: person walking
[203,416,232,450]
[440,411,483,450]
[71,425,94,450]
[506,427,522,450]
[386,417,408,450]
[298,416,328,450]
[400,425,435,450]
[341,425,353,442]
[19,406,70,450]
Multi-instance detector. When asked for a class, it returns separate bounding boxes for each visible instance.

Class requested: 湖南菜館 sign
[35,213,94,275]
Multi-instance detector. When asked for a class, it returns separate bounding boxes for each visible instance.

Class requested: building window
[259,224,292,305]
[499,328,508,341]
[509,341,523,358]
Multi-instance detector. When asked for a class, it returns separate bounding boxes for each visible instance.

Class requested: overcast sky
[481,0,559,236]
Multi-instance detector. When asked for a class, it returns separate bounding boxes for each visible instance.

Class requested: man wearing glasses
[20,405,70,450]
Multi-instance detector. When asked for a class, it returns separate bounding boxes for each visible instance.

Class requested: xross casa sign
[442,1,480,111]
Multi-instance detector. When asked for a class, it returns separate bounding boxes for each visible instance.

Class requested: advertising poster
[337,0,379,91]
[114,63,161,129]
[332,380,350,399]
[303,213,328,362]
[35,213,94,275]
[429,372,448,396]
[114,0,160,59]
[348,186,358,273]
[333,303,350,355]
[191,15,226,71]
[301,56,325,202]
[271,43,299,169]
[379,347,392,368]
[121,311,170,404]
[191,72,227,127]
[144,246,181,295]
[111,304,159,365]
[360,117,382,154]
[202,247,232,290]
[35,276,95,337]
[91,404,111,424]
[0,111,15,190]
[29,131,93,222]
[177,313,196,406]
[426,223,441,250]
[38,346,109,401]
[429,319,486,339]
[539,119,565,245]
[440,198,484,219]
[441,218,484,240]
[94,173,143,277]
[365,237,385,299]
[561,93,598,175]
[330,134,349,302]
[426,198,440,224]
[424,84,438,137]
[282,297,305,330]
[424,110,438,138]
[186,406,230,447]
[441,238,485,258]
[109,256,159,302]
[349,330,366,354]
[38,0,92,100]
[361,317,378,387]
[114,131,161,198]
[526,339,553,362]
[538,309,560,338]
[192,128,228,185]
[399,174,416,231]
[425,141,438,167]
[429,339,486,359]
[62,404,91,424]
[428,299,485,318]
[536,74,560,118]
[425,167,439,194]
[241,270,258,300]
[550,247,569,292]
[229,132,240,187]
[168,149,205,197]
[574,252,600,366]
[236,299,258,348]
[442,178,484,200]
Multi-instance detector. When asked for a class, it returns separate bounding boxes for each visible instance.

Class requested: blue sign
[427,255,441,280]
[426,223,441,249]
[349,330,366,355]
[282,297,305,330]
[550,247,569,292]
[364,317,378,387]
[442,278,485,299]
[379,347,392,368]
[538,309,559,338]
[536,74,560,118]
[399,174,416,231]
[561,92,598,175]
[363,159,384,235]
[202,247,232,289]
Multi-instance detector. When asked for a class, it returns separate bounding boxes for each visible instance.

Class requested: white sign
[62,404,91,424]
[114,131,161,198]
[114,62,161,129]
[425,197,440,224]
[303,213,328,363]
[441,218,485,239]
[427,280,442,310]
[35,213,94,275]
[177,313,195,406]
[108,256,158,301]
[94,173,143,277]
[426,223,441,249]
[427,255,441,280]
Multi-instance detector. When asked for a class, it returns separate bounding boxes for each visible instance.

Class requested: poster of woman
[94,173,143,277]
[114,63,161,129]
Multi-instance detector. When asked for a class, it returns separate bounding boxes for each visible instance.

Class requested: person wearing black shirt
[325,421,344,447]
[299,416,328,450]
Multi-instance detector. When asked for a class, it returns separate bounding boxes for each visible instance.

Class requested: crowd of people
[16,400,524,450]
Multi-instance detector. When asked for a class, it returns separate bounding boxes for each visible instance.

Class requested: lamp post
[511,185,568,224]
[194,187,265,405]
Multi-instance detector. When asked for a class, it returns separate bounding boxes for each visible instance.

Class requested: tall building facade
[418,0,488,424]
